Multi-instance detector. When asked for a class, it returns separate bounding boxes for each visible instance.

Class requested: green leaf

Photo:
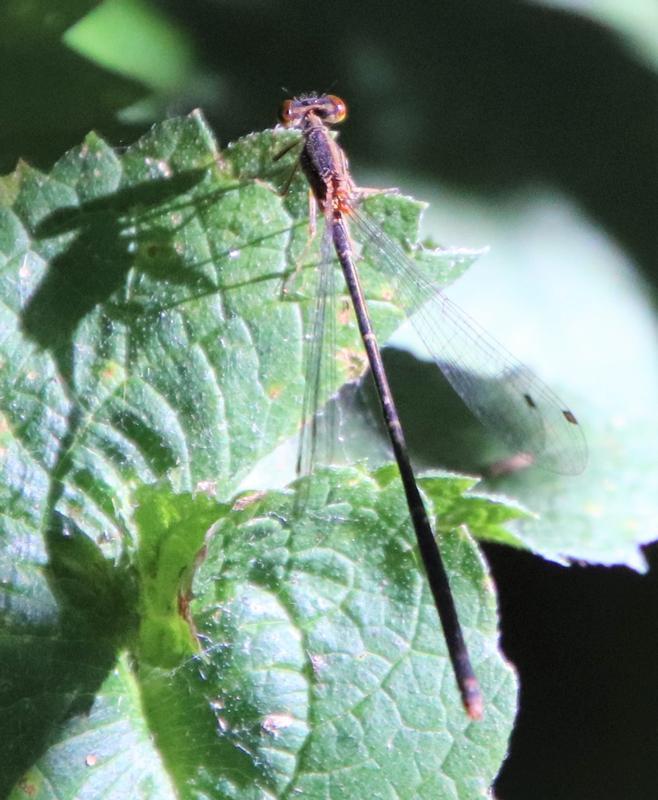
[176,466,516,798]
[133,484,226,667]
[10,655,180,799]
[5,473,516,799]
[64,0,197,95]
[1,111,519,796]
[421,473,531,548]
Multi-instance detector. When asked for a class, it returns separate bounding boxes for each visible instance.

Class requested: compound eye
[278,99,295,125]
[324,95,347,124]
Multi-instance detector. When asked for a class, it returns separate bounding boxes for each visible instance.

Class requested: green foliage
[0,110,541,798]
[2,94,655,796]
[0,114,515,798]
[0,0,653,795]
[64,0,196,94]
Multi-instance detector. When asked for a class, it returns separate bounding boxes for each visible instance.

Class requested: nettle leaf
[0,111,519,797]
[178,466,516,798]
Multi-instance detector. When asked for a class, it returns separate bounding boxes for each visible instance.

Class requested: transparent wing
[350,205,588,475]
[295,224,340,490]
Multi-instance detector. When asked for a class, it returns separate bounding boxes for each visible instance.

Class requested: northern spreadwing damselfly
[276,94,587,718]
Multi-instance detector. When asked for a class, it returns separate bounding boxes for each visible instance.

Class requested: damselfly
[277,94,587,719]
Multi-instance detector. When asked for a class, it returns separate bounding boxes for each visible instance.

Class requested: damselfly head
[279,94,348,127]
